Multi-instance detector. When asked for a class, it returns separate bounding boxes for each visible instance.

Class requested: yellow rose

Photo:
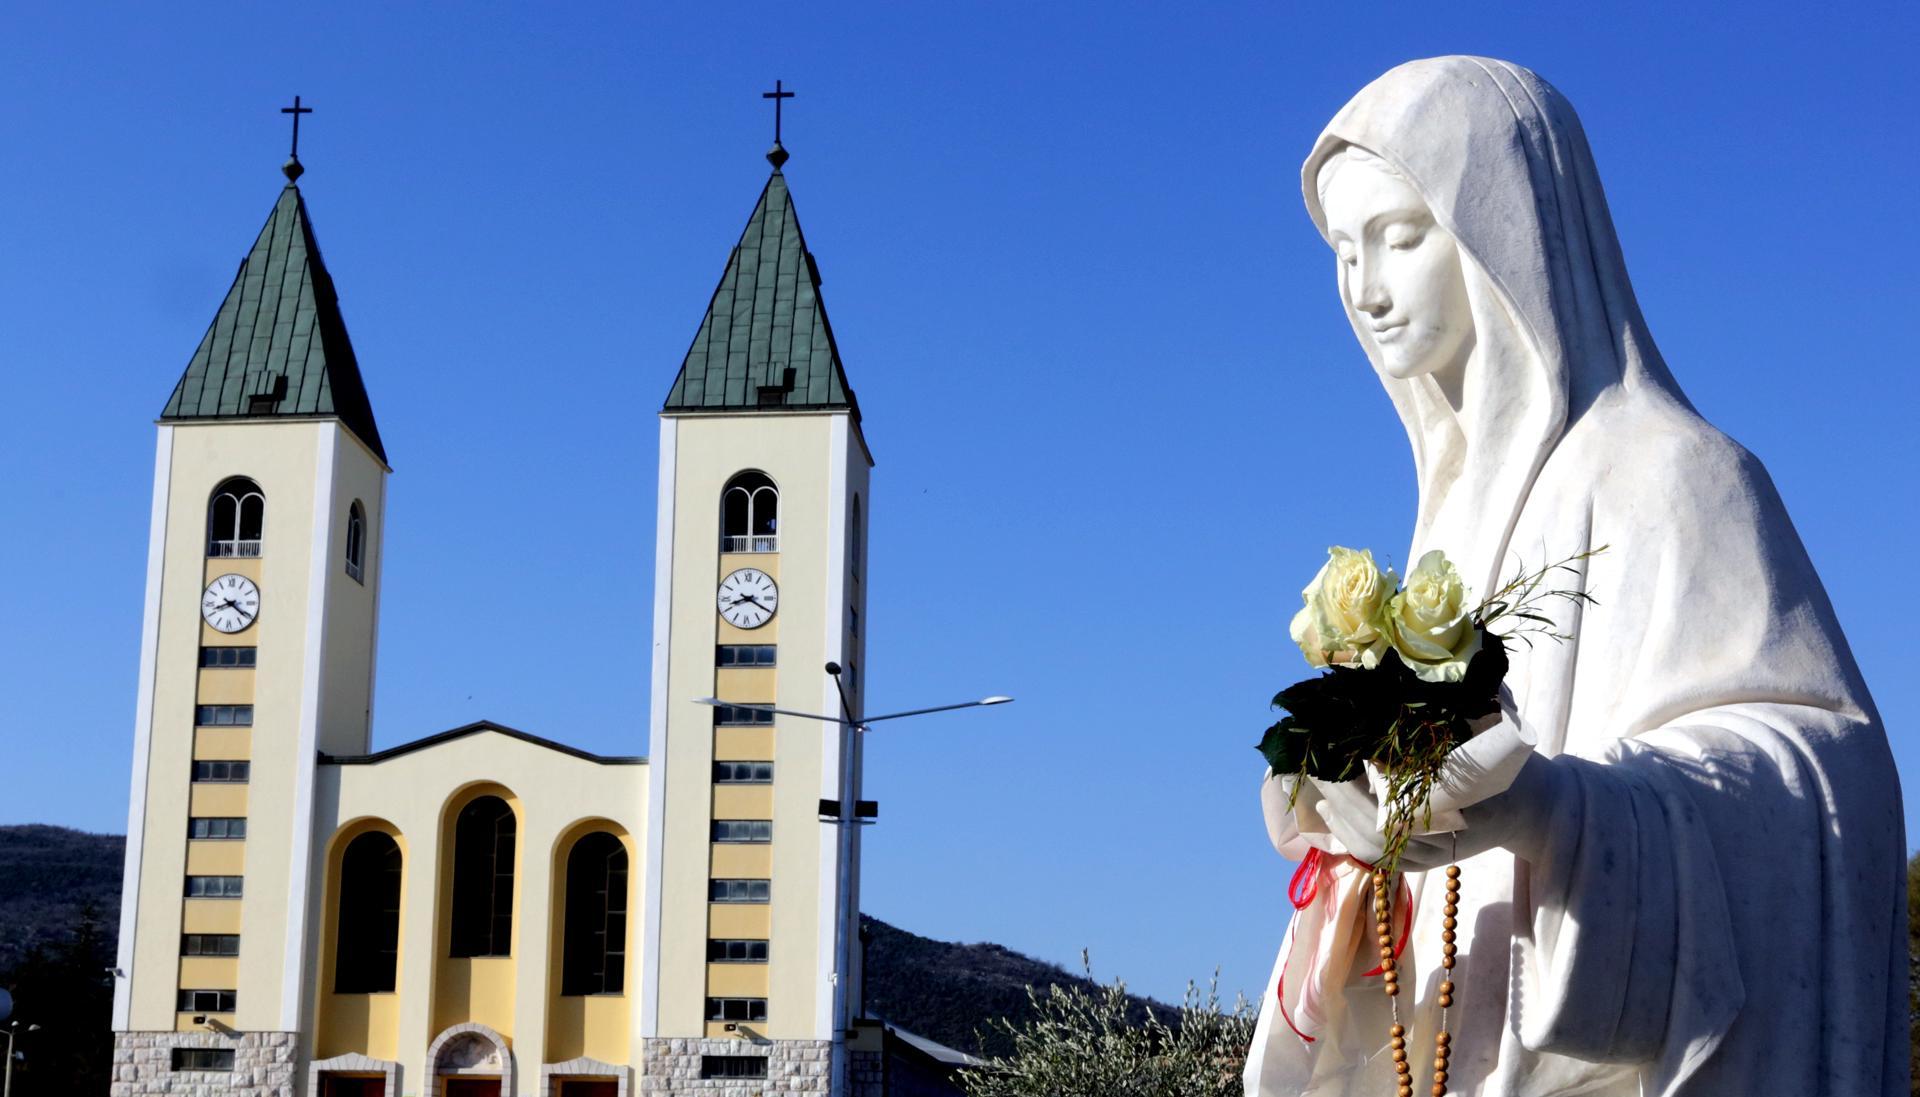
[1291,547,1395,669]
[1383,550,1482,682]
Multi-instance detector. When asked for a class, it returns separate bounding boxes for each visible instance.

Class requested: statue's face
[1319,154,1473,384]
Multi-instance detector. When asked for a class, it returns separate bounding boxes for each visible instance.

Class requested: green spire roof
[161,183,387,463]
[664,168,858,416]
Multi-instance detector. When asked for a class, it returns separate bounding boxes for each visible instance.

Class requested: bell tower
[639,132,873,1093]
[112,148,389,1090]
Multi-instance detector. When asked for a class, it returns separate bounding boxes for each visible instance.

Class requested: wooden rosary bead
[1441,955,1455,969]
[1435,1070,1449,1083]
[1439,981,1454,996]
[1438,993,1453,1008]
[1441,929,1455,943]
[1391,1023,1406,1038]
[1435,1056,1448,1071]
[1391,1036,1406,1051]
[1395,1059,1411,1076]
[1445,865,1461,879]
[1432,1084,1447,1097]
[1392,1047,1407,1063]
[1442,942,1457,957]
[1435,1031,1450,1047]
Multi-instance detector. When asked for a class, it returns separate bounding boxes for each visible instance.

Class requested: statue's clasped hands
[1296,705,1560,871]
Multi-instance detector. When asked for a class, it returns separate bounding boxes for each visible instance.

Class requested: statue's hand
[1395,752,1560,871]
[1312,752,1561,872]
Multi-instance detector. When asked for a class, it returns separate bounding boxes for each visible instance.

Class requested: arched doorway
[426,1023,513,1097]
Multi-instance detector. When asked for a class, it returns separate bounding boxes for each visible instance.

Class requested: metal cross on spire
[762,80,794,168]
[279,95,313,182]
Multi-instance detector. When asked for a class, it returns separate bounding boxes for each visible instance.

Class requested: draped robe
[1244,57,1905,1097]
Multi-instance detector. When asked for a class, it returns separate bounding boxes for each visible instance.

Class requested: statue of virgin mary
[1246,57,1905,1096]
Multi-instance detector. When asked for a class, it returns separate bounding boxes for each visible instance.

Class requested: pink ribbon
[1276,850,1413,1043]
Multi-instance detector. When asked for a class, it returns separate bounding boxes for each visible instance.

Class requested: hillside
[860,914,1167,1058]
[0,826,1156,1066]
[0,824,122,974]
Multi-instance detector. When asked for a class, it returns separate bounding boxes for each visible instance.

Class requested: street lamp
[4,1021,42,1097]
[694,664,1011,1095]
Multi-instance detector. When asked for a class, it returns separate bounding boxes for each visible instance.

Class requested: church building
[109,114,925,1097]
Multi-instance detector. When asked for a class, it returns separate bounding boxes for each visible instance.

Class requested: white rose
[1291,546,1395,669]
[1383,550,1481,682]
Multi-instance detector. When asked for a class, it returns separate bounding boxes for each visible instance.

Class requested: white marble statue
[1245,57,1905,1096]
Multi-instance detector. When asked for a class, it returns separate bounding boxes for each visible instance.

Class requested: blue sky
[2,3,1915,1006]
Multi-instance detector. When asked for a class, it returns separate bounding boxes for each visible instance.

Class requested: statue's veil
[1301,56,1693,592]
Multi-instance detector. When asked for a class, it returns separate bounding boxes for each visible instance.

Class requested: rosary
[1374,863,1460,1097]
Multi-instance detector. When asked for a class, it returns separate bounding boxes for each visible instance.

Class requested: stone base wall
[846,1049,883,1097]
[112,1031,298,1097]
[640,1038,831,1096]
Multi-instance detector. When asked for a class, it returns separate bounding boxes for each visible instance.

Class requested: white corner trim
[363,467,389,747]
[818,413,851,1047]
[280,423,338,1029]
[113,425,174,1031]
[639,416,677,1039]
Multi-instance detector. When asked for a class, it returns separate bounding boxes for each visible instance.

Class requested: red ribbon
[1275,851,1415,1043]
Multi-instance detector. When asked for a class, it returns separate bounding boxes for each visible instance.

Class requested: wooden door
[442,1080,503,1097]
[557,1082,620,1097]
[318,1077,385,1097]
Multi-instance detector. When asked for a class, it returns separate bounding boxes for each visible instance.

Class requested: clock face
[718,568,779,629]
[202,574,261,634]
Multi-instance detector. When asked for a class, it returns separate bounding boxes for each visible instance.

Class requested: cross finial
[762,80,795,168]
[280,95,313,181]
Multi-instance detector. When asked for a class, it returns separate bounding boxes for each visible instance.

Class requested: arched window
[344,501,366,582]
[334,831,401,992]
[721,472,778,553]
[850,494,862,579]
[448,796,516,957]
[208,478,265,557]
[560,832,629,995]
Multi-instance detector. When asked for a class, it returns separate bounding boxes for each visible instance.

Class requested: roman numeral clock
[201,574,261,634]
[717,568,778,629]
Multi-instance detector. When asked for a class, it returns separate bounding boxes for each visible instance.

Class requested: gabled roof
[663,167,858,417]
[161,182,387,463]
[317,720,645,766]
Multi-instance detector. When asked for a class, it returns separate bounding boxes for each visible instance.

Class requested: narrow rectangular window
[188,817,247,840]
[713,761,774,784]
[708,878,770,903]
[174,989,237,1013]
[170,1048,235,1071]
[181,934,240,957]
[191,761,250,783]
[194,705,253,727]
[713,704,773,726]
[716,644,777,667]
[707,939,770,963]
[700,1055,769,1079]
[185,875,244,898]
[847,605,859,637]
[199,647,257,668]
[712,820,772,843]
[704,997,769,1023]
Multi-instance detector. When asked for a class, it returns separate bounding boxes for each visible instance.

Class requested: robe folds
[1246,57,1904,1097]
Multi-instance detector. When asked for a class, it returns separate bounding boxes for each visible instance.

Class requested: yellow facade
[116,156,879,1097]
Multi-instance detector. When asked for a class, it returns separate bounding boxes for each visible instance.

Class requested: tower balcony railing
[721,535,779,554]
[209,539,263,558]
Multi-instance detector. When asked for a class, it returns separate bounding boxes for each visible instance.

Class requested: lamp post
[695,666,1011,1096]
[4,1021,41,1097]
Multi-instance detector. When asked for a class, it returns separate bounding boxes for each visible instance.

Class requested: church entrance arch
[426,1022,514,1097]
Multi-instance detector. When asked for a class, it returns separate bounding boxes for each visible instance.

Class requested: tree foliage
[957,955,1255,1097]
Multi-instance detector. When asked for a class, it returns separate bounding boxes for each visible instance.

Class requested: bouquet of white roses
[1259,545,1599,871]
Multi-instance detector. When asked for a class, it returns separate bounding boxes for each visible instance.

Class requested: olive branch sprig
[1471,545,1609,646]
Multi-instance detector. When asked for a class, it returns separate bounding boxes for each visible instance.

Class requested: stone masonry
[641,1038,831,1097]
[112,1030,298,1097]
[845,1049,883,1097]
